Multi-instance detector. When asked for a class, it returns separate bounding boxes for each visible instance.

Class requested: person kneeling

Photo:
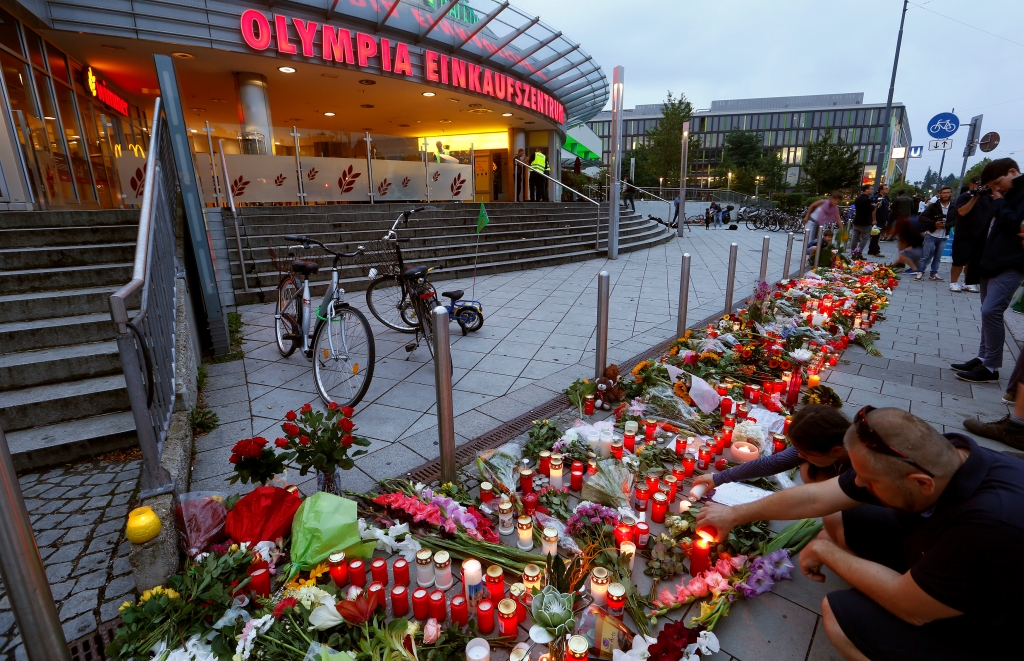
[696,407,1024,661]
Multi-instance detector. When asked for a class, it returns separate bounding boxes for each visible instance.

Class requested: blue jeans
[850,226,871,255]
[919,234,947,276]
[713,212,722,227]
[978,270,1023,371]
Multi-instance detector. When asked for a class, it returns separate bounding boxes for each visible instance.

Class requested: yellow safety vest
[530,152,546,173]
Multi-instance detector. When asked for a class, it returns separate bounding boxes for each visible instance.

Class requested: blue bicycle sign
[927,112,959,139]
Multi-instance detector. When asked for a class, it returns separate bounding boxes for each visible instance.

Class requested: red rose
[285,410,297,422]
[230,439,247,453]
[339,418,356,432]
[341,406,355,418]
[300,403,312,414]
[228,454,241,464]
[299,435,311,446]
[253,437,267,447]
[275,437,289,448]
[342,434,353,447]
[328,401,339,411]
[282,422,300,437]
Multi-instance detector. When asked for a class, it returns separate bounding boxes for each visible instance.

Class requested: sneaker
[902,269,918,274]
[1003,391,1016,405]
[950,282,963,292]
[955,365,1000,383]
[929,274,943,281]
[914,272,923,281]
[950,357,982,371]
[963,415,1024,451]
[965,285,980,293]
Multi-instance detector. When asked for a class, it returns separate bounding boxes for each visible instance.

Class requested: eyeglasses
[854,406,934,477]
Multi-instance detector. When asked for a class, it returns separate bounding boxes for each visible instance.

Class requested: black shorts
[951,234,973,267]
[827,506,995,661]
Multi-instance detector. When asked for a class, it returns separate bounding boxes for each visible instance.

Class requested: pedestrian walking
[949,177,993,292]
[514,148,527,202]
[868,184,889,256]
[951,158,1024,384]
[886,188,914,240]
[623,176,636,212]
[849,184,875,257]
[672,195,680,224]
[802,192,843,244]
[916,186,954,282]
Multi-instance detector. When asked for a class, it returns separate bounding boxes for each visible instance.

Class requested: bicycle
[271,235,375,408]
[361,207,484,339]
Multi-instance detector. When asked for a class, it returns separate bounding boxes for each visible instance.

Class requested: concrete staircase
[0,209,140,470]
[226,202,673,305]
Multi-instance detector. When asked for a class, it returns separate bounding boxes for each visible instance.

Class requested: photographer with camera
[948,178,993,292]
[916,187,954,282]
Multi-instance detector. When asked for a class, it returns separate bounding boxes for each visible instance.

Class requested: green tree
[959,157,992,189]
[802,129,862,194]
[622,91,699,188]
[712,131,787,195]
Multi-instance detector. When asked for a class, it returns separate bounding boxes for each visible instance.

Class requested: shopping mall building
[0,0,607,211]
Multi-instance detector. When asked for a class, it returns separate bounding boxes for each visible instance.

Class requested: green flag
[477,202,490,234]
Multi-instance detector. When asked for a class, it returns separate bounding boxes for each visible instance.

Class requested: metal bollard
[676,253,691,337]
[759,235,770,282]
[783,232,794,281]
[0,425,70,661]
[432,306,456,484]
[595,271,610,379]
[799,228,810,275]
[813,231,823,270]
[723,243,738,314]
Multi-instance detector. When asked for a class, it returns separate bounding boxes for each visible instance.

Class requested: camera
[972,185,991,196]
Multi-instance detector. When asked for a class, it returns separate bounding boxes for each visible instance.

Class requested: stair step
[0,243,136,270]
[0,373,129,432]
[6,411,137,472]
[0,340,122,390]
[0,312,117,354]
[0,286,133,324]
[0,209,139,230]
[0,225,138,249]
[0,263,133,294]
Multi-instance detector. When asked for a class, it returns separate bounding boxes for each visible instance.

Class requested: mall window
[53,78,96,202]
[0,6,23,56]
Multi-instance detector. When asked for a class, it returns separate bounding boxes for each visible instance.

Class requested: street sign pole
[957,115,983,192]
[875,0,909,187]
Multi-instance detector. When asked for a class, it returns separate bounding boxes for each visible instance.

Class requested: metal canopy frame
[453,1,509,50]
[485,16,540,58]
[527,44,579,77]
[512,30,561,66]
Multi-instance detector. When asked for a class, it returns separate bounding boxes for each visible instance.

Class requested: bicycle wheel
[415,295,436,361]
[455,306,484,332]
[401,282,437,328]
[366,275,416,333]
[276,275,300,357]
[745,216,758,230]
[311,305,375,408]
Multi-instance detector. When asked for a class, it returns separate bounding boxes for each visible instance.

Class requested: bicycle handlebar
[281,234,364,258]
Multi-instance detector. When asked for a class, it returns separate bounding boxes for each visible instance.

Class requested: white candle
[619,541,636,570]
[433,551,453,590]
[689,483,708,500]
[549,456,564,489]
[463,559,483,608]
[498,499,515,535]
[677,499,692,514]
[599,429,613,458]
[624,420,639,436]
[586,429,600,453]
[466,637,490,661]
[589,566,609,607]
[516,516,534,551]
[416,548,435,588]
[542,527,558,556]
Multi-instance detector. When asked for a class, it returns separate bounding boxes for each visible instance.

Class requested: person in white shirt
[916,186,954,281]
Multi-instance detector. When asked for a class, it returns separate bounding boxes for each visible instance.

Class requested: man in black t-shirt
[696,407,1024,661]
[949,178,993,292]
[868,184,889,256]
[850,184,875,257]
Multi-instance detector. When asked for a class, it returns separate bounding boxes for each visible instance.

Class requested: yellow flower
[631,360,651,377]
[699,352,719,362]
[669,346,679,356]
[308,562,329,583]
[699,600,715,620]
[582,379,590,384]
[118,601,134,612]
[684,330,693,340]
[228,544,239,553]
[165,589,180,600]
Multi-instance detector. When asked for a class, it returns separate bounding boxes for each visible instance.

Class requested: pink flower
[682,350,698,365]
[730,554,748,570]
[686,575,709,598]
[441,520,457,534]
[423,618,441,644]
[703,571,731,595]
[714,558,735,577]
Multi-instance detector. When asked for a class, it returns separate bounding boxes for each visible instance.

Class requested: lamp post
[677,121,689,238]
[727,171,732,191]
[755,176,762,198]
[659,177,663,199]
[874,0,908,186]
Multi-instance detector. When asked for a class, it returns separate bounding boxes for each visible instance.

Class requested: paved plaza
[3,224,1022,661]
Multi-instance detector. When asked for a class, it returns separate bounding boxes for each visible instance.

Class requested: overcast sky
[515,0,1022,183]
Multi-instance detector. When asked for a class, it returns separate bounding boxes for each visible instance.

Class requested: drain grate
[68,619,120,661]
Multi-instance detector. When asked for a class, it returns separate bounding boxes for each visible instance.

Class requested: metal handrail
[218,140,249,291]
[515,159,602,250]
[622,180,671,204]
[109,97,176,499]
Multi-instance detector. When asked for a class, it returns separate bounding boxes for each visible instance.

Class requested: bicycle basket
[353,239,402,278]
[268,244,333,275]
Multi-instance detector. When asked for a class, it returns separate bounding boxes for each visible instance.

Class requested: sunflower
[673,381,688,398]
[632,360,651,377]
[699,352,719,362]
[670,346,680,356]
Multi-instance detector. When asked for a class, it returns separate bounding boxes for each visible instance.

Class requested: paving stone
[61,512,101,528]
[44,561,73,585]
[805,622,845,661]
[115,480,137,494]
[111,556,132,577]
[87,532,120,555]
[49,580,75,602]
[709,592,818,661]
[0,612,13,636]
[104,505,129,522]
[93,519,124,537]
[87,483,116,497]
[61,613,96,641]
[34,529,66,547]
[74,570,108,591]
[72,554,108,577]
[45,542,85,565]
[104,574,137,601]
[61,486,94,499]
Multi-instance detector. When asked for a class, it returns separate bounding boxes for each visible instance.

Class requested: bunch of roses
[277,402,369,475]
[565,501,619,539]
[229,437,267,463]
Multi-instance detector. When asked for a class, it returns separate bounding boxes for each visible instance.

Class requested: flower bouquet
[277,403,370,495]
[228,437,292,486]
[580,460,634,510]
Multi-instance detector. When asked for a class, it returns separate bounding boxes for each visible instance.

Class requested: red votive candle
[485,565,505,604]
[479,482,494,504]
[521,492,538,515]
[716,382,727,396]
[614,522,633,546]
[329,552,348,587]
[584,394,596,415]
[723,414,736,429]
[450,595,468,627]
[749,385,761,404]
[720,396,733,415]
[497,599,518,637]
[611,440,623,460]
[697,445,712,471]
[570,470,583,491]
[393,558,410,586]
[651,492,668,523]
[736,402,748,421]
[248,566,271,598]
[672,464,687,482]
[682,453,696,477]
[644,418,658,440]
[663,475,678,502]
[783,416,793,434]
[519,468,534,494]
[713,433,725,455]
[634,521,650,548]
[690,530,714,576]
[634,484,649,511]
[675,435,687,457]
[723,428,733,444]
[623,430,636,453]
[428,589,447,621]
[368,582,384,609]
[349,559,366,588]
[773,433,787,455]
[391,585,409,617]
[477,599,495,634]
[538,451,551,476]
[645,470,660,492]
[371,558,388,585]
[412,588,429,620]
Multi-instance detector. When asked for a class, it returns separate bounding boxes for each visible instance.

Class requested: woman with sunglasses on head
[691,405,850,493]
[695,406,1024,661]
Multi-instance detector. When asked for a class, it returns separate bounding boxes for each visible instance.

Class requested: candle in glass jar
[485,565,505,604]
[412,588,429,620]
[645,470,661,492]
[749,384,761,404]
[644,418,658,440]
[570,469,583,491]
[783,416,793,434]
[463,559,484,608]
[428,589,447,621]
[509,583,528,623]
[634,484,649,511]
[369,582,385,606]
[549,455,564,489]
[349,559,367,588]
[619,541,636,570]
[588,457,598,475]
[519,468,534,494]
[663,474,679,501]
[451,595,468,627]
[690,532,713,576]
[434,551,453,590]
[697,445,712,471]
[538,451,551,476]
[714,434,727,456]
[466,638,490,661]
[586,430,600,454]
[736,401,748,421]
[682,453,696,477]
[521,492,538,516]
[370,558,389,586]
[623,420,638,452]
[674,434,686,457]
[391,585,409,617]
[329,552,348,587]
[567,635,590,661]
[522,563,542,593]
[830,354,839,366]
[672,464,687,482]
[589,566,610,606]
[542,527,558,556]
[497,599,518,637]
[584,393,596,415]
[606,583,626,619]
[611,439,623,460]
[723,414,736,429]
[516,516,533,551]
[248,567,270,598]
[651,492,668,523]
[599,430,613,458]
[479,481,494,505]
[393,558,410,586]
[716,381,728,396]
[497,500,515,536]
[415,549,434,588]
[773,433,787,455]
[635,521,650,547]
[476,600,494,634]
[720,396,733,415]
[808,372,820,387]
[614,521,632,547]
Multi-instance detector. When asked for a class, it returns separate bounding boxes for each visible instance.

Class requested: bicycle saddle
[442,290,464,301]
[292,260,320,276]
[404,265,429,278]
